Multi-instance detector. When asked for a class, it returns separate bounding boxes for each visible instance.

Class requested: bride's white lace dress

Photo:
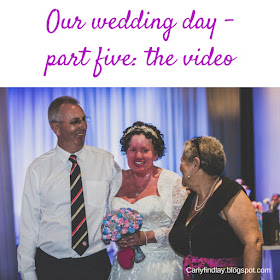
[108,169,187,280]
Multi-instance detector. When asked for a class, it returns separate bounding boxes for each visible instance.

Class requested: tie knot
[69,155,77,164]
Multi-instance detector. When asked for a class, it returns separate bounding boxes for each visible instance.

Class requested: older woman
[109,121,188,280]
[169,136,263,280]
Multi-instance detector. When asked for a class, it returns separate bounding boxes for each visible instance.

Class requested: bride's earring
[187,175,190,179]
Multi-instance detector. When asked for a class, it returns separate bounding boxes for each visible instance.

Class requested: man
[17,96,121,280]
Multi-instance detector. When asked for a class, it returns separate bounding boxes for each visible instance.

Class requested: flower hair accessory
[124,125,158,139]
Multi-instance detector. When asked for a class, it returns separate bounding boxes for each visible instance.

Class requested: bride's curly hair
[120,121,166,159]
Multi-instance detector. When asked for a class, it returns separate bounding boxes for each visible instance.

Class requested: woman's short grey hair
[48,96,79,125]
[183,136,226,176]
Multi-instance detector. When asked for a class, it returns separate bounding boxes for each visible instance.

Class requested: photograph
[1,87,279,280]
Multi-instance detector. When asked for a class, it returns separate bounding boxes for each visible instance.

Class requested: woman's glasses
[192,137,202,167]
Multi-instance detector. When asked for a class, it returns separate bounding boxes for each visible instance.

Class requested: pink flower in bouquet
[121,228,128,235]
[124,220,130,227]
[133,222,139,230]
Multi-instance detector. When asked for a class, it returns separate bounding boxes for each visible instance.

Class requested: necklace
[194,176,220,212]
[132,171,151,197]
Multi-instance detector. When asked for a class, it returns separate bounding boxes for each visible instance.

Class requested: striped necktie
[69,155,89,256]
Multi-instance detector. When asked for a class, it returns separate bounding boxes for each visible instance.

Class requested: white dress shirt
[17,145,122,280]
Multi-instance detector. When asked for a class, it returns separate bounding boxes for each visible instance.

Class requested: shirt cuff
[21,271,38,280]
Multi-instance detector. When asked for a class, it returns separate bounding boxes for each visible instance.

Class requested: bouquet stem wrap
[133,245,145,263]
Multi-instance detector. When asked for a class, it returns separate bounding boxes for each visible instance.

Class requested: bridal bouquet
[101,208,145,268]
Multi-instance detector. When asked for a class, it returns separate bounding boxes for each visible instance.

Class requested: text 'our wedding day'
[43,8,237,78]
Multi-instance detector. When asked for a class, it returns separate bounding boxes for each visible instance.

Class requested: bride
[108,121,188,280]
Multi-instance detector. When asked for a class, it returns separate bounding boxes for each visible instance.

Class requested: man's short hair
[48,96,79,125]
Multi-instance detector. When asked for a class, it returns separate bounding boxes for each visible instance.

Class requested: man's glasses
[53,116,90,126]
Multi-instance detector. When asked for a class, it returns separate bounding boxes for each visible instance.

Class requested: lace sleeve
[154,175,188,246]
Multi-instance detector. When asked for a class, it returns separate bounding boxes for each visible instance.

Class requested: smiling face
[126,134,158,175]
[51,103,87,153]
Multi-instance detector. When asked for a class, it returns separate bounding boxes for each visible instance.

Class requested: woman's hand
[117,231,146,248]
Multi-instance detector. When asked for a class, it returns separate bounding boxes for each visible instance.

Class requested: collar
[55,144,85,164]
